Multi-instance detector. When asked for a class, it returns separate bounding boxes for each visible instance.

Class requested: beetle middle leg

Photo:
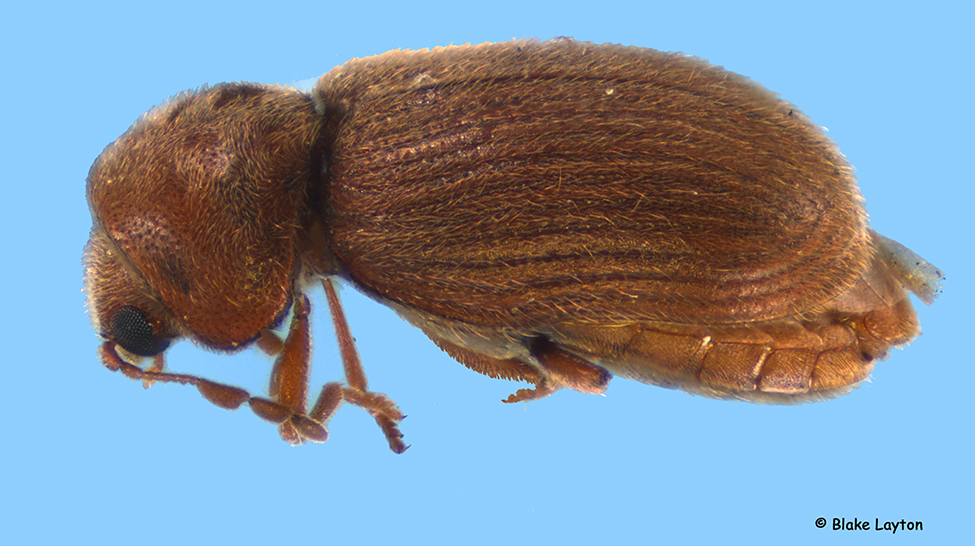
[321,278,408,453]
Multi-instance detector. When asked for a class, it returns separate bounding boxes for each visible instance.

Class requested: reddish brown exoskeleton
[84,39,943,451]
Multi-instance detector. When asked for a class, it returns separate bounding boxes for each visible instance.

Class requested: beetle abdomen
[380,227,934,402]
[317,40,870,329]
[549,230,926,402]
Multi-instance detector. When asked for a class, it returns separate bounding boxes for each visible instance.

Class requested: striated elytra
[84,39,943,451]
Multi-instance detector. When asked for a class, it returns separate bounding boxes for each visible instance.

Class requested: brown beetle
[84,39,943,452]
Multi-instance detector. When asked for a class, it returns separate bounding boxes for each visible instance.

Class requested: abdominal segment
[552,319,881,403]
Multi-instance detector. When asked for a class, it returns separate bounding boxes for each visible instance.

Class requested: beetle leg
[431,337,543,383]
[502,378,560,403]
[428,336,558,402]
[310,382,344,423]
[428,335,612,402]
[323,278,408,454]
[528,337,612,396]
[256,328,285,356]
[267,293,317,444]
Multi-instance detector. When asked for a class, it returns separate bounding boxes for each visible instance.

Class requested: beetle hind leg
[429,335,612,403]
[528,337,612,395]
[429,337,554,402]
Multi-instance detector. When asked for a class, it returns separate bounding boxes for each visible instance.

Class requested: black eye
[110,306,168,357]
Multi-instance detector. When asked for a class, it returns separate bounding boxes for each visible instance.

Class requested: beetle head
[84,83,323,359]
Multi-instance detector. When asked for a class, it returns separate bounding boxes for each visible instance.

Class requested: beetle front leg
[265,292,320,444]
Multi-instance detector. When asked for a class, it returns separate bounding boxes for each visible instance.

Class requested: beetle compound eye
[110,306,165,357]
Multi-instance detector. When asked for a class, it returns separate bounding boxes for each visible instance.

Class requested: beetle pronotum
[84,39,943,452]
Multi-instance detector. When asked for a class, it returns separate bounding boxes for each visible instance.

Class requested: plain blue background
[3,1,969,544]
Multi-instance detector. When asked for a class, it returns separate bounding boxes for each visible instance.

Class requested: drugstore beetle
[84,39,944,452]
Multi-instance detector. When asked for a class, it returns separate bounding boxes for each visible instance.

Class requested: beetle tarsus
[502,378,560,403]
[338,386,409,452]
[289,414,329,443]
